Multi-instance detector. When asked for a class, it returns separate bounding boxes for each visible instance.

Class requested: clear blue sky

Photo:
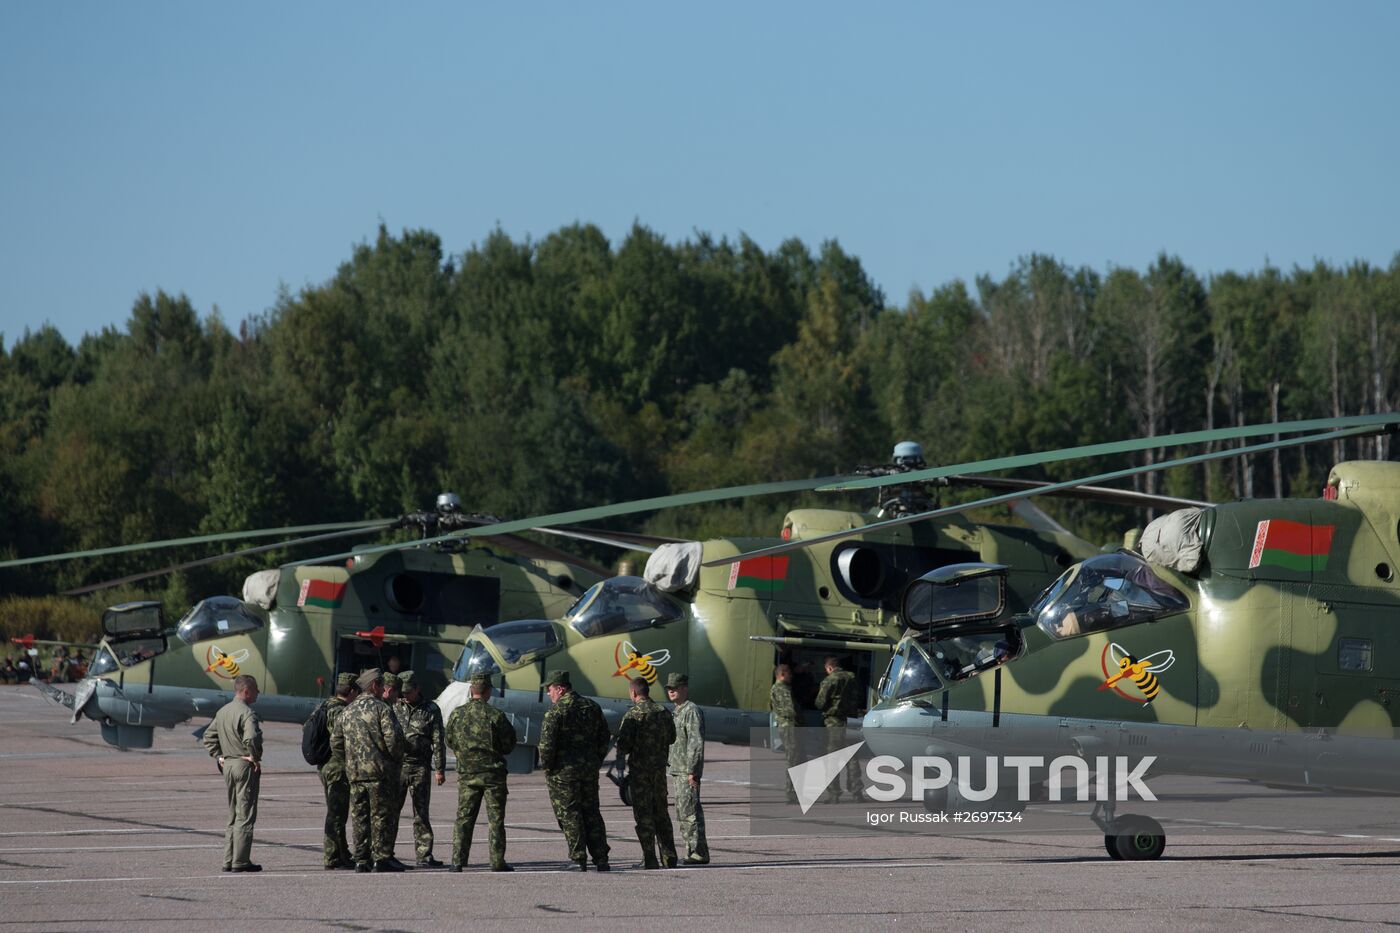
[2,0,1397,349]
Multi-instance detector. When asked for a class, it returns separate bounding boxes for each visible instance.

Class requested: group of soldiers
[201,653,865,874]
[313,666,712,873]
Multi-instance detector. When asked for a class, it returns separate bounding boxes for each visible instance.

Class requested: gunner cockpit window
[565,577,683,638]
[1035,553,1189,640]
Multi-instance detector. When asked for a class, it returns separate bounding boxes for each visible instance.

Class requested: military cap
[543,669,571,688]
[665,672,689,688]
[380,672,400,688]
[335,672,356,688]
[397,670,416,689]
[356,668,381,691]
[469,672,493,689]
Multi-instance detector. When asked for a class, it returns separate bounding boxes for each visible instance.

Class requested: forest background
[2,223,1397,644]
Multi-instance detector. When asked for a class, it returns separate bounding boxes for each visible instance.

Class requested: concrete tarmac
[3,684,1399,931]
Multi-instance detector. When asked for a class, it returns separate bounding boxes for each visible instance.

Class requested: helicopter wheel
[1107,815,1165,861]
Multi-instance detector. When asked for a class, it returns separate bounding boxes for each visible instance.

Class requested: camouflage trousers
[395,764,435,861]
[628,767,675,863]
[453,776,507,869]
[222,758,259,869]
[380,774,401,856]
[778,724,800,803]
[319,766,350,866]
[670,773,709,861]
[545,768,610,865]
[822,721,863,800]
[348,779,396,865]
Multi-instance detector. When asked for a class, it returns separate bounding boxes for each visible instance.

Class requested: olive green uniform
[770,680,800,803]
[668,700,709,862]
[539,691,611,867]
[317,695,352,866]
[393,696,446,862]
[616,696,677,867]
[201,698,263,870]
[445,697,517,869]
[331,692,404,865]
[816,668,864,801]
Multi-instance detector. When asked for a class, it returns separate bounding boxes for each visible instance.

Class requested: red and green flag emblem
[298,579,347,609]
[727,556,790,592]
[1248,520,1335,572]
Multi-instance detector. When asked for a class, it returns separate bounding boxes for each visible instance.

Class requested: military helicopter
[17,494,669,749]
[708,415,1400,861]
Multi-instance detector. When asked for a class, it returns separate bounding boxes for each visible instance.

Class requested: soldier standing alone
[444,672,517,872]
[331,668,407,872]
[317,673,358,869]
[770,663,801,804]
[202,674,263,872]
[616,677,677,869]
[538,670,611,871]
[393,671,446,867]
[816,656,866,803]
[665,672,710,864]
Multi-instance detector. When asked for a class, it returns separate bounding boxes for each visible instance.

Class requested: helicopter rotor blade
[472,532,614,579]
[289,413,1400,569]
[1007,499,1071,535]
[58,525,396,596]
[0,519,397,571]
[532,526,662,554]
[948,475,1209,511]
[701,423,1388,568]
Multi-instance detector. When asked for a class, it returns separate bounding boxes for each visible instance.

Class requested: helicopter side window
[1036,553,1189,640]
[929,629,1021,681]
[113,637,167,667]
[565,577,683,639]
[481,619,560,668]
[177,596,264,646]
[879,641,945,702]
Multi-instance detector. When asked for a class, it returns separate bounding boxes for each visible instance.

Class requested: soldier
[317,673,358,869]
[665,672,709,865]
[615,677,677,869]
[770,663,800,804]
[379,672,406,861]
[331,668,407,872]
[538,669,611,871]
[816,656,865,802]
[444,672,517,872]
[202,674,263,873]
[393,670,446,867]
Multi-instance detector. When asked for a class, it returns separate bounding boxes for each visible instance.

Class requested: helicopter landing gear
[1091,800,1165,861]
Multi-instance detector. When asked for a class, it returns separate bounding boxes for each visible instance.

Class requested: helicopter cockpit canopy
[878,639,945,703]
[454,619,562,681]
[564,576,683,639]
[900,563,1009,630]
[176,596,265,646]
[1033,552,1189,641]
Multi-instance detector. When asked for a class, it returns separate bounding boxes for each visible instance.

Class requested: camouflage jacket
[816,669,861,725]
[202,698,262,762]
[394,697,446,772]
[538,691,610,774]
[616,697,675,772]
[770,681,798,726]
[445,698,517,783]
[331,693,404,782]
[667,700,705,777]
[318,695,351,781]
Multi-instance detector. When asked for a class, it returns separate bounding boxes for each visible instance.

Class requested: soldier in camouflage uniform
[318,672,359,868]
[392,671,446,867]
[770,663,801,804]
[665,672,709,864]
[816,656,865,802]
[615,677,677,869]
[379,672,406,859]
[444,672,517,872]
[330,668,408,872]
[538,669,611,871]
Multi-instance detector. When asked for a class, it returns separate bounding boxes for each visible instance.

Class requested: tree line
[2,222,1397,633]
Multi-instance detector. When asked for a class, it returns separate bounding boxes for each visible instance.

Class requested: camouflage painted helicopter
[16,495,666,748]
[288,420,1384,766]
[710,415,1400,861]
